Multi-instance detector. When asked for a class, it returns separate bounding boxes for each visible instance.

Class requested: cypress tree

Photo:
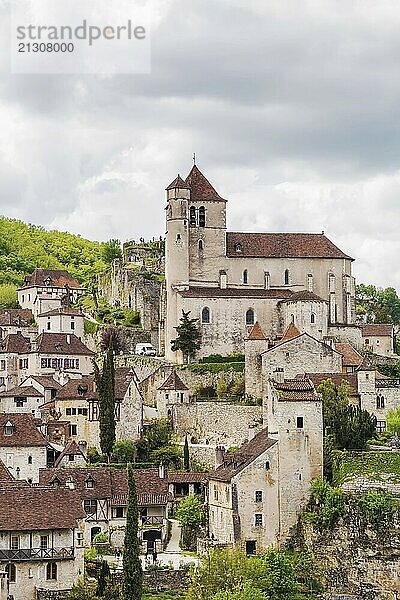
[95,343,116,460]
[123,463,143,600]
[183,434,190,471]
[96,559,111,596]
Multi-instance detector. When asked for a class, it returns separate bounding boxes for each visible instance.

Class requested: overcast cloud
[0,0,400,290]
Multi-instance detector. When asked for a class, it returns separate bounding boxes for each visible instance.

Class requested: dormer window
[235,243,243,253]
[85,476,95,489]
[44,277,52,287]
[4,421,13,436]
[52,477,61,488]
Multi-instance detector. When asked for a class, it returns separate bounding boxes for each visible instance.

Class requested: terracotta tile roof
[0,309,34,327]
[158,371,188,391]
[280,290,327,303]
[279,323,301,344]
[361,324,394,337]
[167,472,207,483]
[0,413,48,447]
[0,459,13,482]
[0,332,31,354]
[304,373,359,398]
[335,343,364,367]
[226,232,353,260]
[166,174,190,190]
[179,286,293,299]
[185,165,226,202]
[36,333,94,356]
[21,268,82,289]
[210,429,278,482]
[274,378,318,402]
[56,368,136,401]
[247,322,267,340]
[0,485,84,531]
[54,441,86,467]
[39,307,84,317]
[0,385,44,398]
[29,375,62,390]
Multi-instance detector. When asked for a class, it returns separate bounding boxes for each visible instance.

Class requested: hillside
[0,216,112,289]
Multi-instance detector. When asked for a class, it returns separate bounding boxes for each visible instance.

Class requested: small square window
[296,417,304,429]
[254,513,263,527]
[255,491,263,503]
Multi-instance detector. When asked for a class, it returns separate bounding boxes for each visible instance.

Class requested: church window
[310,313,316,324]
[243,269,248,284]
[199,206,206,227]
[246,308,255,325]
[235,243,242,253]
[284,269,290,285]
[201,307,210,324]
[189,206,196,226]
[198,240,204,251]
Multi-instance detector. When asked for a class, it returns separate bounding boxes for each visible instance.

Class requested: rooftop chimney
[274,368,284,384]
[66,334,71,345]
[159,463,166,479]
[215,445,226,468]
[248,425,256,441]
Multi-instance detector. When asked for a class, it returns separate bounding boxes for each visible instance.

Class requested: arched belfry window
[201,307,210,324]
[199,206,206,227]
[310,313,316,324]
[198,240,204,251]
[284,269,290,285]
[246,308,255,325]
[189,206,196,226]
[243,270,248,284]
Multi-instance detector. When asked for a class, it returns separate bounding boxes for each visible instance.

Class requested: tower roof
[158,370,188,391]
[185,165,226,202]
[248,322,267,340]
[166,174,190,191]
[279,322,301,344]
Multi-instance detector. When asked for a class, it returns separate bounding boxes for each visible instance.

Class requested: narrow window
[199,206,206,227]
[28,456,32,464]
[201,307,210,324]
[243,270,248,284]
[46,562,57,580]
[246,308,255,325]
[284,269,290,285]
[198,239,204,251]
[310,313,316,324]
[176,233,181,242]
[255,490,263,503]
[189,206,196,226]
[296,416,304,429]
[254,514,263,527]
[10,535,19,550]
[40,535,48,550]
[7,564,16,583]
[265,461,270,471]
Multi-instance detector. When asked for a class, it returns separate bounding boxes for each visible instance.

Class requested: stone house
[157,370,189,418]
[0,473,85,600]
[50,367,143,448]
[0,308,35,340]
[335,342,364,373]
[37,306,85,339]
[0,413,49,483]
[0,332,31,390]
[208,377,323,551]
[17,268,85,320]
[39,466,173,553]
[164,165,356,362]
[361,323,395,357]
[54,440,87,468]
[0,384,44,418]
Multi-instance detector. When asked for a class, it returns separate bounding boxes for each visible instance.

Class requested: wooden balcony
[141,516,164,526]
[0,547,75,561]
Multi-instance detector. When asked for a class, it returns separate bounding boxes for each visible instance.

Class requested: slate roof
[210,429,278,482]
[0,385,44,398]
[0,309,34,327]
[361,324,394,337]
[0,413,48,447]
[226,232,353,260]
[21,268,82,289]
[179,287,293,299]
[274,378,319,402]
[39,307,84,317]
[36,333,94,356]
[185,165,226,202]
[158,371,188,391]
[247,322,267,341]
[166,174,190,190]
[280,290,327,303]
[335,343,364,367]
[54,441,86,467]
[0,485,85,531]
[0,332,31,354]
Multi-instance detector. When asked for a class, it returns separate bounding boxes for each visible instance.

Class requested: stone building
[207,376,323,551]
[0,308,35,341]
[361,323,395,357]
[164,165,356,362]
[0,472,85,600]
[37,306,85,339]
[156,370,189,418]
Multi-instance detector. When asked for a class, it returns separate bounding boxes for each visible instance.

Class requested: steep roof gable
[185,165,226,202]
[21,268,82,289]
[158,370,188,391]
[248,322,267,340]
[166,174,190,190]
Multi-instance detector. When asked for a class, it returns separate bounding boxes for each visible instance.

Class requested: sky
[0,0,400,291]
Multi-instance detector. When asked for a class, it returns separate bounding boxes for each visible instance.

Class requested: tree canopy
[171,310,201,362]
[356,284,400,327]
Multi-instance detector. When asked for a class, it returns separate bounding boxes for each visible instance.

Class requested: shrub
[305,478,348,529]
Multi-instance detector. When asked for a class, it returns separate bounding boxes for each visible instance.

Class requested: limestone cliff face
[299,503,400,600]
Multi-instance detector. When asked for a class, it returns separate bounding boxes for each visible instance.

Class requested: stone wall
[37,591,70,600]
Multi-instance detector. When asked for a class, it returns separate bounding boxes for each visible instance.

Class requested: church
[165,165,356,362]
